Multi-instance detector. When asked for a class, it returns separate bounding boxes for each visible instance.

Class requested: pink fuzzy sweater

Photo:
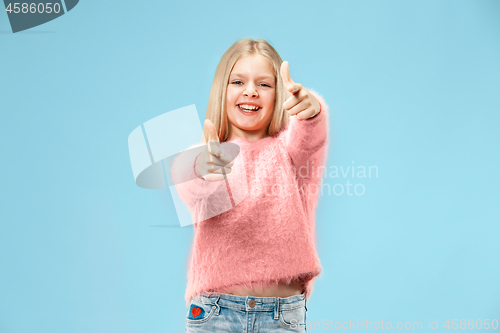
[171,90,329,306]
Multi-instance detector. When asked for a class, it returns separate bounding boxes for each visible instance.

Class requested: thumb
[203,119,221,157]
[280,61,299,94]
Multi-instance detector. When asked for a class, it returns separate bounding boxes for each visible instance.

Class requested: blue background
[1,0,499,332]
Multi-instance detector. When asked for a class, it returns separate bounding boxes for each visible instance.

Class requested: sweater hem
[185,270,321,306]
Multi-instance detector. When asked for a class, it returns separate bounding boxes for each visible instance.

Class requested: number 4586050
[444,319,498,330]
[5,3,62,14]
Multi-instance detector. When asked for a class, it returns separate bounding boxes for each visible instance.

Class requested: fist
[194,119,234,182]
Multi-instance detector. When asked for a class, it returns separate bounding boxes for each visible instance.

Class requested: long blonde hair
[201,38,288,143]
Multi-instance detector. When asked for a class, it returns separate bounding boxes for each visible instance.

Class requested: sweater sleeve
[283,89,330,175]
[282,89,330,215]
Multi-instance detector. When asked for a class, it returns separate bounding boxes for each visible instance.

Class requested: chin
[236,122,262,131]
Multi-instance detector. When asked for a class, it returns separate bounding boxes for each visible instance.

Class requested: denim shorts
[185,291,308,332]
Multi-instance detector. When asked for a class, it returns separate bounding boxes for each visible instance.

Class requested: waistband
[197,291,307,312]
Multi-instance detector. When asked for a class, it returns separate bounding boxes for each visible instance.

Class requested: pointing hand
[281,61,321,120]
[194,119,234,182]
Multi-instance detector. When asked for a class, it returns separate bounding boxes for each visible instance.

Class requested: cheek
[265,92,276,110]
[226,91,238,121]
[226,89,238,107]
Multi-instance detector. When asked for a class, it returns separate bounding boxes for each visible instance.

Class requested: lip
[237,104,261,116]
[237,102,261,107]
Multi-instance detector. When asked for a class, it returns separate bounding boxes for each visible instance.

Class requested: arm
[284,89,330,177]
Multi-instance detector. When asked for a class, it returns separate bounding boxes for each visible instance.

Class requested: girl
[171,38,330,332]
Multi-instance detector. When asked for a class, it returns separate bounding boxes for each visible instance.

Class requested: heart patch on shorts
[188,305,205,320]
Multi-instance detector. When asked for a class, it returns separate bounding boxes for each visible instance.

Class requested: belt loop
[214,295,221,316]
[274,297,280,320]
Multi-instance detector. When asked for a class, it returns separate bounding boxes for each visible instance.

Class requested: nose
[243,83,258,97]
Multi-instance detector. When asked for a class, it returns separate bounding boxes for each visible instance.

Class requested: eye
[260,83,272,87]
[231,81,242,85]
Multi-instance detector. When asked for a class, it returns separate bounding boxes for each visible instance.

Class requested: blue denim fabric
[185,291,308,332]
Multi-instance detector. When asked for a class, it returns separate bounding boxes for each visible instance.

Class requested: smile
[237,104,261,113]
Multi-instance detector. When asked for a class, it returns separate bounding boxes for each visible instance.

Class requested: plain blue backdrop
[1,0,499,332]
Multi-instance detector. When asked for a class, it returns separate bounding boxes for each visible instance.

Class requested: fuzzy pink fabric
[171,89,329,306]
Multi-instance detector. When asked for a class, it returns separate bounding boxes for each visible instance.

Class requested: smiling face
[226,54,276,141]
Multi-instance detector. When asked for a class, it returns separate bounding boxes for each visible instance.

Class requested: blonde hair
[201,38,288,143]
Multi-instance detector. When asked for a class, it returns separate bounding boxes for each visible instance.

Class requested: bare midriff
[214,278,304,297]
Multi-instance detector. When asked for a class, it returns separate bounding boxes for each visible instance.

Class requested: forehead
[230,55,275,79]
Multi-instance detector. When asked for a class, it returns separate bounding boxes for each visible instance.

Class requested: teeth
[239,104,260,111]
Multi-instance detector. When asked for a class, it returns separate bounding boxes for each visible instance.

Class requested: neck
[227,126,269,142]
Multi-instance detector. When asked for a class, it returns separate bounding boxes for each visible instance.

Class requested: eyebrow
[230,73,275,80]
